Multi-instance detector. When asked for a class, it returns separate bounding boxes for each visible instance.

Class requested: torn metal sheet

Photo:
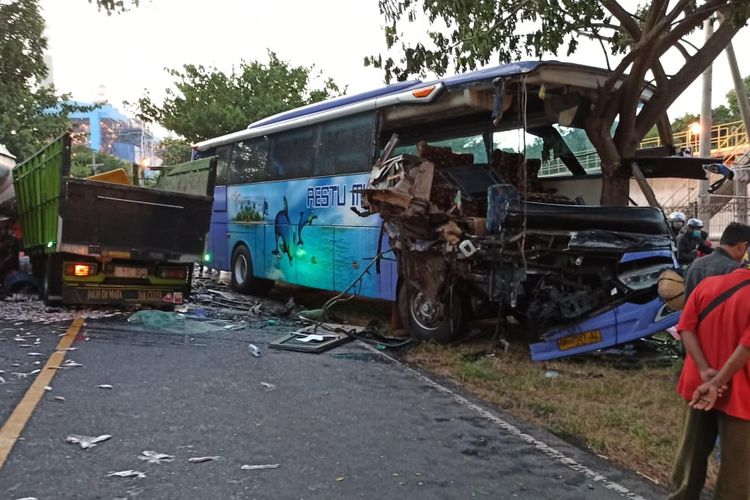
[269,323,359,354]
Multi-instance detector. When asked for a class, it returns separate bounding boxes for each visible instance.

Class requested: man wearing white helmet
[668,211,687,236]
[677,218,712,266]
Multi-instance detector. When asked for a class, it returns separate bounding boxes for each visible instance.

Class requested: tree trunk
[600,168,630,206]
[586,124,631,206]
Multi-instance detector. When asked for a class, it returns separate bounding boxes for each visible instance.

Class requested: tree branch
[600,0,641,38]
[663,0,698,27]
[636,17,741,138]
[643,0,668,33]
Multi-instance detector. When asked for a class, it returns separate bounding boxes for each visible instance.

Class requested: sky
[39,0,750,139]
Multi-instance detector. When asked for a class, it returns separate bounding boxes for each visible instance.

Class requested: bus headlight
[618,264,673,291]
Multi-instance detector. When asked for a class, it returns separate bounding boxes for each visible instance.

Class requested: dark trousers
[669,403,750,500]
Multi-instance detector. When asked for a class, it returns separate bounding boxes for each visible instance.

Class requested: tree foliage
[0,0,73,162]
[137,52,344,143]
[368,0,750,205]
[88,0,139,14]
[70,145,131,178]
[156,138,192,166]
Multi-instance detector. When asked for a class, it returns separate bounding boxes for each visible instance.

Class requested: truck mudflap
[62,284,186,306]
[529,298,679,361]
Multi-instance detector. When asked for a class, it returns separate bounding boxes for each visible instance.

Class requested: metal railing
[539,120,750,177]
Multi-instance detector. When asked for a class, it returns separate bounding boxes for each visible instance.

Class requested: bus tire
[398,280,462,344]
[231,245,274,296]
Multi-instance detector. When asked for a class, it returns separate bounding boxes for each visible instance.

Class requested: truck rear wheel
[231,245,274,296]
[42,254,63,305]
[398,280,462,343]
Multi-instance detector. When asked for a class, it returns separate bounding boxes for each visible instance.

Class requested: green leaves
[87,0,139,15]
[0,0,72,162]
[137,51,344,143]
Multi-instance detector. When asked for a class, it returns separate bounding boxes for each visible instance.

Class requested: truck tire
[42,254,63,305]
[231,245,274,296]
[398,280,462,343]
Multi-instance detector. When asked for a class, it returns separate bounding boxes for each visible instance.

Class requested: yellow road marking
[0,317,85,470]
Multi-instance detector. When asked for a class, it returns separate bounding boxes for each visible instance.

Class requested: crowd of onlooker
[665,217,750,500]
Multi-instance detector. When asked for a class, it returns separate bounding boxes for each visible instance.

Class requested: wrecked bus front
[13,133,216,305]
[365,150,683,360]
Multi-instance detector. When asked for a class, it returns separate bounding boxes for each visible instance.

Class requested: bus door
[209,146,231,270]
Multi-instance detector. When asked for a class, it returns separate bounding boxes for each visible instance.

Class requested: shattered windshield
[393,135,488,163]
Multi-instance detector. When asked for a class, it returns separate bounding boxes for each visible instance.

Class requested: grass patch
[400,338,717,488]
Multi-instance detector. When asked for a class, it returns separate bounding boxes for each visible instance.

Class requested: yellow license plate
[557,330,603,351]
[114,266,148,278]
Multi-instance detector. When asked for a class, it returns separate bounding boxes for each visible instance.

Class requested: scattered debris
[240,464,280,471]
[269,323,359,354]
[44,386,52,391]
[248,344,261,357]
[62,360,83,368]
[544,370,560,379]
[260,382,276,391]
[107,470,146,479]
[52,396,65,403]
[0,297,125,324]
[138,450,175,464]
[26,352,43,357]
[0,376,5,384]
[97,384,114,390]
[188,456,221,463]
[65,434,111,449]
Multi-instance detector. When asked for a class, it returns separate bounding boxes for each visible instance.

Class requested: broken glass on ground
[65,434,112,449]
[138,450,175,464]
[240,464,280,471]
[107,470,146,479]
[126,310,243,335]
[188,456,221,463]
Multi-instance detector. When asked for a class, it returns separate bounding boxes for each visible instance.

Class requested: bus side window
[215,145,231,185]
[318,112,376,175]
[230,138,268,184]
[268,127,314,180]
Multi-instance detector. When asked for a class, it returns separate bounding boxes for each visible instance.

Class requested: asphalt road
[0,314,668,500]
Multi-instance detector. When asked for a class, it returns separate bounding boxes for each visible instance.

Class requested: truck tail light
[159,267,187,279]
[64,263,97,277]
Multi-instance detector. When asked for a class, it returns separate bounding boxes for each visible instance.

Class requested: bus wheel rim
[234,254,247,285]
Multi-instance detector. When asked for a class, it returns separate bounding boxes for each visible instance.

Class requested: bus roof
[194,60,622,151]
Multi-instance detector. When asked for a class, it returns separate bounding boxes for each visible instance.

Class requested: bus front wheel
[231,245,274,296]
[398,281,462,344]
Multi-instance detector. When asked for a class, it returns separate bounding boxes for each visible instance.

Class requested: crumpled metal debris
[97,384,113,389]
[260,382,276,391]
[188,456,220,463]
[248,344,261,357]
[65,434,111,449]
[107,470,146,479]
[138,450,174,464]
[240,464,280,471]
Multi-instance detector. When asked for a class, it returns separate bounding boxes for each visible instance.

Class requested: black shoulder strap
[697,278,750,326]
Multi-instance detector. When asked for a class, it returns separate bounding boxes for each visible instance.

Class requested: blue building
[68,100,155,164]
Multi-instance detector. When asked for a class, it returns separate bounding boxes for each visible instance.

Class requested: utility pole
[725,41,750,224]
[698,17,714,233]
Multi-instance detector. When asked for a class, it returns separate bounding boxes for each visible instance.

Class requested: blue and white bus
[193,60,723,360]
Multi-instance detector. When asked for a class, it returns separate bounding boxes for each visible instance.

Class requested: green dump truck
[13,133,216,305]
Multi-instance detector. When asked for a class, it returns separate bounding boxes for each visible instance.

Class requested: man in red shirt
[669,267,750,499]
